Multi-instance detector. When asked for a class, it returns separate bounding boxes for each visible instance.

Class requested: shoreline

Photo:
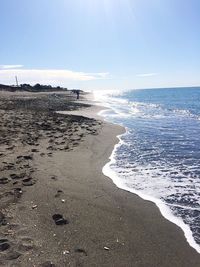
[103,128,200,254]
[0,92,200,266]
[100,112,200,254]
[66,106,200,266]
[91,92,200,254]
[59,100,200,266]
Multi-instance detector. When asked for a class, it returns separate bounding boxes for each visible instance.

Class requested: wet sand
[0,92,200,266]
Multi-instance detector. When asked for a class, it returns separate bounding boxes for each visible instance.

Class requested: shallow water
[95,87,200,253]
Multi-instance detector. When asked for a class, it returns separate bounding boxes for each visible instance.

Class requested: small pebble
[63,250,70,255]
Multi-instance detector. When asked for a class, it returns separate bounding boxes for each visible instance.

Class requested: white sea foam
[94,89,200,122]
[102,130,200,254]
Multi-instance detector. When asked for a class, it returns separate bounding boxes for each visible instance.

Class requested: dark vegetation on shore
[0,83,82,93]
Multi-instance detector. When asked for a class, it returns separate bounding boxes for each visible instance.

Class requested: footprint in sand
[0,177,9,184]
[74,248,87,256]
[0,239,10,251]
[54,190,63,198]
[31,148,39,153]
[17,237,34,252]
[10,173,25,180]
[50,176,57,181]
[22,178,36,186]
[0,238,21,260]
[5,250,21,260]
[23,155,33,160]
[40,261,56,267]
[0,212,7,226]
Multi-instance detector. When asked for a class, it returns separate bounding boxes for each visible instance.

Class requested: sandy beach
[0,91,200,267]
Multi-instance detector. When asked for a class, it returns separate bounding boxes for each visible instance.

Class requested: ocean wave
[96,91,200,121]
[96,88,200,254]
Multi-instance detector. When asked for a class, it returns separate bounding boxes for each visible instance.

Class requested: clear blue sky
[0,0,200,90]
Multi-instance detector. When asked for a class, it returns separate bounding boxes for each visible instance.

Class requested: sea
[94,87,200,253]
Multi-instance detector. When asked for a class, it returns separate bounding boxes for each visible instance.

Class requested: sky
[0,0,200,90]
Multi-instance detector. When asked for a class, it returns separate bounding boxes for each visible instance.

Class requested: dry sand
[0,92,200,266]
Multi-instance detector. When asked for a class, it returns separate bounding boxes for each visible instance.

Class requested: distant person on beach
[76,90,80,100]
